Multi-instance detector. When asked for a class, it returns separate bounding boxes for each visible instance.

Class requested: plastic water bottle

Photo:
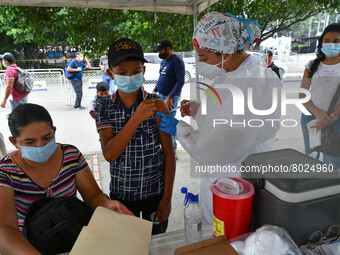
[181,187,203,244]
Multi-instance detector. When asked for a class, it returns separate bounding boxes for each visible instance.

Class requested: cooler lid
[264,180,340,203]
[241,149,340,201]
[210,178,255,200]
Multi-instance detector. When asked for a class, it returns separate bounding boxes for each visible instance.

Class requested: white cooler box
[241,149,340,245]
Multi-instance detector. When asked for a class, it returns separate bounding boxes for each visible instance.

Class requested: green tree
[0,0,339,56]
[209,0,340,49]
[0,6,194,57]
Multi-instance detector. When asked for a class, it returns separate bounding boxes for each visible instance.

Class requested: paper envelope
[70,206,152,255]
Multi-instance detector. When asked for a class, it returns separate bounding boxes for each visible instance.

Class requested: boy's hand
[133,99,157,123]
[156,198,171,222]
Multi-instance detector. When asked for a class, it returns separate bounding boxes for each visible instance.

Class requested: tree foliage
[210,0,340,49]
[0,0,339,57]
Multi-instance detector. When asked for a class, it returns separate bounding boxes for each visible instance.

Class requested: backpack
[8,67,34,94]
[65,60,80,80]
[23,196,94,255]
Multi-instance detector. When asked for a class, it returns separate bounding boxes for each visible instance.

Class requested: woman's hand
[104,200,134,216]
[156,198,171,222]
[330,113,338,122]
[180,100,199,117]
[313,109,334,130]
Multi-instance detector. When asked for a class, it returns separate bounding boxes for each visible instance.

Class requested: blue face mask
[114,72,145,94]
[20,137,58,163]
[321,43,340,58]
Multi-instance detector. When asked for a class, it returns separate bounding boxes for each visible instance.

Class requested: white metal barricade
[0,68,105,105]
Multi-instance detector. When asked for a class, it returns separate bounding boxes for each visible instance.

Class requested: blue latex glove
[155,111,179,136]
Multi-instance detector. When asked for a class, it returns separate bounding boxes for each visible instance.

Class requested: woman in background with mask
[300,23,340,168]
[156,12,282,223]
[0,103,132,254]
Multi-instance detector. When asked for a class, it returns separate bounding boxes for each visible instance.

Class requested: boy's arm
[98,99,157,163]
[154,100,176,222]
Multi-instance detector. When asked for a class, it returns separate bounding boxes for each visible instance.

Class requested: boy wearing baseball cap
[0,53,28,110]
[95,38,175,234]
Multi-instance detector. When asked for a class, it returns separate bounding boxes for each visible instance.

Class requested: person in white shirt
[300,23,340,168]
[156,12,282,223]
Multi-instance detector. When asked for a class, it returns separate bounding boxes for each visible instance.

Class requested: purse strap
[327,81,340,115]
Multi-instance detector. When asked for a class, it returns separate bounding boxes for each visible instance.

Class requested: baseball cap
[108,38,147,68]
[153,39,173,52]
[0,52,15,62]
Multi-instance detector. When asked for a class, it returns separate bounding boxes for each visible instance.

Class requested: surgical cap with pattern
[192,12,262,54]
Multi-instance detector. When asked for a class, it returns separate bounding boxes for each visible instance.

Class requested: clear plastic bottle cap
[211,178,255,200]
[215,178,243,195]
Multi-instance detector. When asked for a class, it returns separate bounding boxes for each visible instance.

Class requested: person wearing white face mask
[0,103,133,254]
[156,12,282,223]
[95,38,176,235]
[299,23,340,168]
[67,52,91,110]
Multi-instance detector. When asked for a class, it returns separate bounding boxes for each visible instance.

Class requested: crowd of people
[0,10,339,254]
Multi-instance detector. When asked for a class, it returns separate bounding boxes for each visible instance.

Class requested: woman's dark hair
[96,82,109,92]
[8,103,54,141]
[309,23,340,77]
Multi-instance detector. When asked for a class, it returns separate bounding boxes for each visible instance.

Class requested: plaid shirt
[95,88,164,201]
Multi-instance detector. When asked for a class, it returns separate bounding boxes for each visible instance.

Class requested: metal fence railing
[0,68,107,106]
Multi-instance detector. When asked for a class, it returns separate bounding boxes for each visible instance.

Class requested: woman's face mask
[197,55,227,80]
[20,137,58,163]
[321,43,340,58]
[114,72,145,94]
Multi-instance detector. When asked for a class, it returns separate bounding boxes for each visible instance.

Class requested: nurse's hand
[155,111,179,136]
[180,100,199,117]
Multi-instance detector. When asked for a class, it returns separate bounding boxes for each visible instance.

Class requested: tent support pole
[193,1,200,102]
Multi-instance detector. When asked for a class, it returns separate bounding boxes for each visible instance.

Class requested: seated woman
[0,103,132,255]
